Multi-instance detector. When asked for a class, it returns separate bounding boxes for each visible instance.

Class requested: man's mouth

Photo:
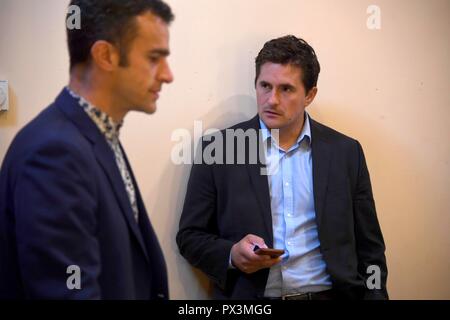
[264,110,281,117]
[150,90,160,99]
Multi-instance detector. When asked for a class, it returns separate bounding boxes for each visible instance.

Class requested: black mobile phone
[253,245,285,258]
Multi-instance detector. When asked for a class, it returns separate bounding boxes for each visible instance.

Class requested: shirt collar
[66,87,123,141]
[259,112,312,147]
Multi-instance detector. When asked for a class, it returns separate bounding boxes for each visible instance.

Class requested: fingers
[231,234,282,274]
[240,257,281,274]
[244,234,267,249]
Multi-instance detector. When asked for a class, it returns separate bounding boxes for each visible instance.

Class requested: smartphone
[253,245,285,258]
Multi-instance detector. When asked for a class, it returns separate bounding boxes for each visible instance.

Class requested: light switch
[0,80,9,111]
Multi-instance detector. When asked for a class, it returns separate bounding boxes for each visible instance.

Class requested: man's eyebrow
[148,49,170,56]
[258,80,295,87]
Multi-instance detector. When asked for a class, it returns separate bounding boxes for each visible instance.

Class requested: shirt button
[285,182,289,187]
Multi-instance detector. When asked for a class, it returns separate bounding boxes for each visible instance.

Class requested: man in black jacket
[177,35,388,300]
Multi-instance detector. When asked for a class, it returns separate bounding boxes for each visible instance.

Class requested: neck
[278,113,305,150]
[68,68,127,123]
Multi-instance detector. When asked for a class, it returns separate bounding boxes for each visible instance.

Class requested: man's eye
[260,83,271,90]
[149,56,160,63]
[282,86,293,92]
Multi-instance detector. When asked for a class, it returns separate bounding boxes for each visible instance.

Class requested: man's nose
[268,89,279,106]
[158,59,174,84]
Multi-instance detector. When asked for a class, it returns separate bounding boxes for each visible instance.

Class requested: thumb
[245,234,267,248]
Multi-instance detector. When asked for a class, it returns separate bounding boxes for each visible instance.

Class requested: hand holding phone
[253,245,285,258]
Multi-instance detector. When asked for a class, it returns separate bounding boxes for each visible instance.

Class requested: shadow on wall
[151,94,257,299]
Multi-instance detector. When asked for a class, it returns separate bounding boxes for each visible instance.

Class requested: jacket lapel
[55,89,150,263]
[244,116,274,245]
[93,142,150,263]
[310,118,332,230]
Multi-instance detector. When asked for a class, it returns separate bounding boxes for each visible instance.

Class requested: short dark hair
[67,0,174,70]
[255,35,320,93]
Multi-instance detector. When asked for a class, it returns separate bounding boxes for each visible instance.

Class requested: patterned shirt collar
[66,87,123,141]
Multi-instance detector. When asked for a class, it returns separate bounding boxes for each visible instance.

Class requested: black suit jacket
[176,115,388,300]
[0,89,168,299]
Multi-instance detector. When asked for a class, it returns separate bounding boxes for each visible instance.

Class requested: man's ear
[305,87,318,107]
[90,40,120,71]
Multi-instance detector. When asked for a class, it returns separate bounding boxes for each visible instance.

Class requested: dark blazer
[0,89,168,299]
[177,115,388,300]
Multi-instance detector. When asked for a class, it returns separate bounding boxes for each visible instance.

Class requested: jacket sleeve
[176,141,234,290]
[353,141,389,299]
[14,141,102,299]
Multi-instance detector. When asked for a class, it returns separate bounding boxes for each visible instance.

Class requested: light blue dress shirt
[260,113,332,297]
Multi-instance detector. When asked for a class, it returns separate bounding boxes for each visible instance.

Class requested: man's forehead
[261,62,301,73]
[134,12,170,44]
[259,63,302,83]
[136,10,168,28]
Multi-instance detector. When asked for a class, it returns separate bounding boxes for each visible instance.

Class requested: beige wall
[1,0,449,299]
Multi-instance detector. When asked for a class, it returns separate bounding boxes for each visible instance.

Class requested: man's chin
[144,107,157,115]
[261,116,283,130]
[134,103,157,115]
